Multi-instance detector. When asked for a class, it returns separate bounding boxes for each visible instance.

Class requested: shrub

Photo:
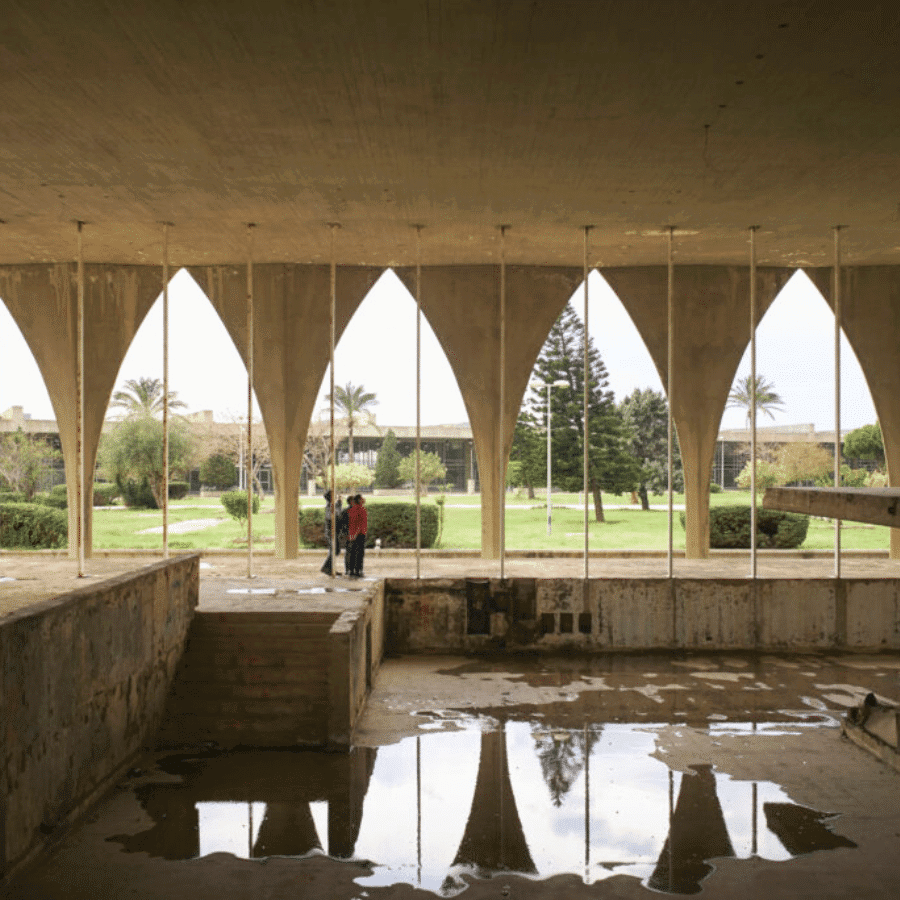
[709,482,722,494]
[680,504,809,549]
[93,483,118,506]
[35,484,68,509]
[0,502,68,549]
[199,452,237,490]
[298,501,439,549]
[168,480,190,500]
[120,477,158,509]
[0,491,26,503]
[221,490,261,522]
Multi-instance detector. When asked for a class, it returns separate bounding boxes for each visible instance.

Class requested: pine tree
[518,304,640,522]
[373,429,402,488]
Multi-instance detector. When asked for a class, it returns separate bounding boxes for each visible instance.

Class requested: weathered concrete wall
[383,577,900,653]
[0,555,198,881]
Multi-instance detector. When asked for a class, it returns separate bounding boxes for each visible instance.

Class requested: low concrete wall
[384,577,900,653]
[0,555,199,881]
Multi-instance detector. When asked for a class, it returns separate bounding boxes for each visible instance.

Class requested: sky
[0,266,877,433]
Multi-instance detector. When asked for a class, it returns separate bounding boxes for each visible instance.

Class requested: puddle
[108,723,855,896]
[0,576,15,582]
[226,588,277,595]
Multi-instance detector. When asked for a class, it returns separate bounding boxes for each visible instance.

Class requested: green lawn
[85,492,891,552]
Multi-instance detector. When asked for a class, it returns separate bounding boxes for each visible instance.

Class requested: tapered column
[0,264,162,558]
[190,264,381,558]
[806,265,900,559]
[604,266,793,557]
[395,266,582,558]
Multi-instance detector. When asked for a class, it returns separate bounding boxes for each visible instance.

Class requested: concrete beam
[764,486,900,528]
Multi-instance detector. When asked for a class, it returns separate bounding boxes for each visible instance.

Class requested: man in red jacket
[348,494,368,577]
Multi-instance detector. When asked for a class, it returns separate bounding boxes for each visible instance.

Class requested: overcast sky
[0,267,875,432]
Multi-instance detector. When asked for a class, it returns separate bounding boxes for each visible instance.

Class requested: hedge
[299,501,439,549]
[120,478,158,509]
[0,491,27,503]
[221,490,261,522]
[680,504,809,549]
[168,480,190,500]
[0,502,68,549]
[93,483,118,506]
[35,484,68,509]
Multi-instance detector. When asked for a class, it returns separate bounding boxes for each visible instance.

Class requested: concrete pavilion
[3,1,900,561]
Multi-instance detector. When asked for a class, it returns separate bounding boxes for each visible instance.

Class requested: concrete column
[0,264,162,558]
[395,266,582,558]
[806,266,900,559]
[604,266,793,558]
[189,264,381,558]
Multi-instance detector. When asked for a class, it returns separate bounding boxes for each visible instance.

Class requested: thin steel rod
[583,227,590,582]
[834,226,842,578]
[499,226,507,580]
[415,226,423,580]
[329,224,338,577]
[76,222,85,577]
[162,222,170,560]
[749,227,758,578]
[246,224,255,579]
[667,227,675,579]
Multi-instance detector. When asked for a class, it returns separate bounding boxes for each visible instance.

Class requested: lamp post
[532,379,568,535]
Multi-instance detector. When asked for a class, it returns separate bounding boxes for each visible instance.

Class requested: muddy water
[108,720,855,896]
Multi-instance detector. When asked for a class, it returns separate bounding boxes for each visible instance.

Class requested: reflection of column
[113,786,199,859]
[328,746,378,858]
[763,803,856,855]
[253,802,321,857]
[649,764,735,894]
[453,726,536,875]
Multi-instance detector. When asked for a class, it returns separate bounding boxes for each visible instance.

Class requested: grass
[80,491,891,552]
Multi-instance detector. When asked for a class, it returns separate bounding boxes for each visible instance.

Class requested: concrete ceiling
[2,0,900,267]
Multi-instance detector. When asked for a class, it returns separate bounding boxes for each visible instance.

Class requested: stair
[157,610,340,748]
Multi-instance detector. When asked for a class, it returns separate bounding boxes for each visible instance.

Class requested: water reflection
[110,724,855,896]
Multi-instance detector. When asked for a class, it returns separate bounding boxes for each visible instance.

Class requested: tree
[199,452,238,490]
[325,382,377,463]
[735,458,782,493]
[774,442,833,485]
[398,450,447,494]
[99,413,195,509]
[315,462,375,493]
[520,304,640,522]
[508,418,544,499]
[0,429,61,500]
[843,423,884,468]
[109,377,186,417]
[192,411,270,497]
[620,388,684,510]
[726,374,784,425]
[374,429,402,488]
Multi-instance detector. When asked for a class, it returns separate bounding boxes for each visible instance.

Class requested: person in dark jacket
[347,494,368,577]
[320,490,343,575]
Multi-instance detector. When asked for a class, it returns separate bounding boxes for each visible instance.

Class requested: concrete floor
[4,649,900,900]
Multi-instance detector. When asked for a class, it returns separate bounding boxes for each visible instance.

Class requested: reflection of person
[347,494,368,577]
[320,490,343,575]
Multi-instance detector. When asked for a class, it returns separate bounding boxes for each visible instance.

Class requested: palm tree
[727,374,784,425]
[110,377,186,417]
[326,382,377,463]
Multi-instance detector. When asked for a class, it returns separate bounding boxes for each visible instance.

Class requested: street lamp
[532,378,568,535]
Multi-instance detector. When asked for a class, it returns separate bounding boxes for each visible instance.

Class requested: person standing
[320,490,343,575]
[347,494,368,577]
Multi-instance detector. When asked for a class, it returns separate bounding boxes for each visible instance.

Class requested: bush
[35,484,68,509]
[0,502,68,549]
[298,501,439,549]
[221,490,261,522]
[93,483,118,506]
[709,482,722,493]
[680,504,809,549]
[120,477,158,509]
[199,452,237,490]
[0,491,26,503]
[168,480,190,500]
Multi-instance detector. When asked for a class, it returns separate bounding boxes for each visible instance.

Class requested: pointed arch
[0,264,164,557]
[187,264,383,558]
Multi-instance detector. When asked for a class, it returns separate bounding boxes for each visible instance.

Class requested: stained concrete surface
[4,652,900,900]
